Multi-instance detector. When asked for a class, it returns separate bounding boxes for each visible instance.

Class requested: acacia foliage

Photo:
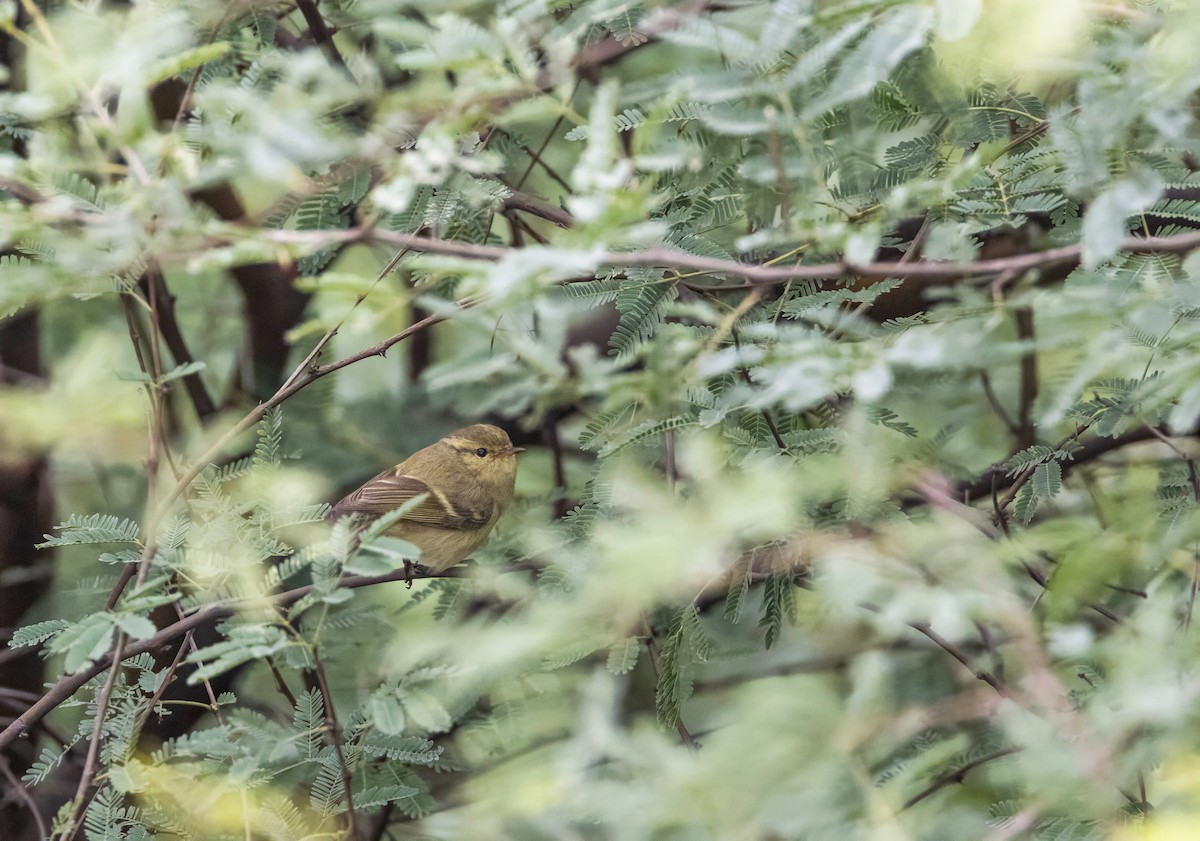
[4,1,1200,839]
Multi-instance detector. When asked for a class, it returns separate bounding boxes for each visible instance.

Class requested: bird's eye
[475,447,488,457]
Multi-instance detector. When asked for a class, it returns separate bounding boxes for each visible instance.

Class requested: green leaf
[145,41,231,85]
[50,613,117,674]
[1032,460,1062,501]
[758,574,797,650]
[187,625,290,684]
[113,614,156,640]
[369,692,407,735]
[723,556,753,624]
[400,688,453,732]
[804,7,933,117]
[611,277,678,361]
[37,514,140,548]
[1082,172,1164,268]
[159,360,206,383]
[606,637,641,675]
[9,618,70,648]
[293,687,326,758]
[350,784,421,812]
[254,406,284,467]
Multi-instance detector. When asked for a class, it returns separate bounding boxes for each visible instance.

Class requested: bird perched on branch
[330,424,523,572]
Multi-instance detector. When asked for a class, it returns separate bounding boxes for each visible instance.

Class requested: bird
[330,424,523,572]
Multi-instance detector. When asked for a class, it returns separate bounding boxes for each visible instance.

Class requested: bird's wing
[331,469,492,530]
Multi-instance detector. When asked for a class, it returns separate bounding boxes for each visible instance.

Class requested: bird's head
[441,424,524,487]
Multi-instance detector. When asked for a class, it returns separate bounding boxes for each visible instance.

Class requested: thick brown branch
[1014,307,1037,451]
[139,271,217,420]
[295,0,348,72]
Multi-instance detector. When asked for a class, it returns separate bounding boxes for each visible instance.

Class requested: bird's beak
[510,446,526,455]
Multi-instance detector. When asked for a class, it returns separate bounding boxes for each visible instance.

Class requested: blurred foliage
[5,0,1200,839]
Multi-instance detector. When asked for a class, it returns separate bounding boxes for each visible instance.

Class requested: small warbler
[331,424,523,571]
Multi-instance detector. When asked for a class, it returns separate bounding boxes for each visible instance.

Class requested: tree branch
[295,0,348,73]
[1014,307,1038,451]
[902,747,1022,810]
[0,565,464,753]
[0,753,46,838]
[311,653,357,837]
[956,423,1163,504]
[254,225,1200,287]
[139,270,217,421]
[502,189,574,229]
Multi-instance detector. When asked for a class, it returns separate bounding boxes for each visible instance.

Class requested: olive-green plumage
[331,424,522,571]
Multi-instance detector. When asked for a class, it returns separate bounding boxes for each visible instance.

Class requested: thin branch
[640,618,697,752]
[0,754,47,838]
[979,370,1021,439]
[514,93,572,192]
[267,656,299,709]
[901,747,1022,810]
[169,2,238,133]
[1143,424,1200,502]
[253,225,1200,287]
[138,629,195,731]
[502,189,574,229]
[906,620,1008,695]
[62,633,127,841]
[956,423,1166,504]
[311,652,357,837]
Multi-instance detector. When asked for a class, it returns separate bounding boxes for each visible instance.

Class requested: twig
[730,328,787,452]
[956,423,1165,504]
[170,3,238,133]
[0,753,46,838]
[994,425,1092,515]
[267,656,299,709]
[502,189,574,229]
[511,136,572,191]
[311,653,357,837]
[980,371,1021,439]
[1143,424,1200,502]
[906,620,1007,695]
[509,214,550,245]
[61,633,127,841]
[138,629,195,730]
[514,107,569,191]
[902,746,1022,809]
[640,618,697,752]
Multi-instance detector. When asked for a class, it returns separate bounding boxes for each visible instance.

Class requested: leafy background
[3,0,1200,839]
